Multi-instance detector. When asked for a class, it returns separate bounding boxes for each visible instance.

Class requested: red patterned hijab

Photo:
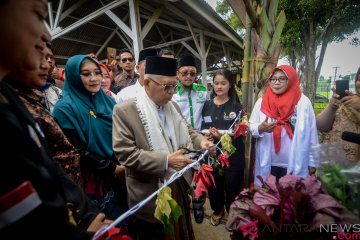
[260,65,302,153]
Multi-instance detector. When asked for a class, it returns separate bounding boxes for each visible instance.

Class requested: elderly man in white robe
[113,56,213,240]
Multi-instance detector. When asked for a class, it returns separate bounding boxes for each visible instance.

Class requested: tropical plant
[217,0,360,103]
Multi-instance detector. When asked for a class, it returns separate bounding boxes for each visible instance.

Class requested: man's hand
[258,117,276,134]
[168,149,193,171]
[342,94,360,111]
[204,133,214,142]
[199,138,216,155]
[113,165,126,182]
[209,127,221,140]
[107,60,118,75]
[87,213,113,233]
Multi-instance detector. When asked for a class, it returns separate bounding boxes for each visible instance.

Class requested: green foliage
[313,102,328,115]
[351,37,360,46]
[280,0,360,61]
[318,163,355,212]
[215,0,244,32]
[216,0,360,67]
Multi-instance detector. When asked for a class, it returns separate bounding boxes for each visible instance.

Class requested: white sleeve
[307,99,320,167]
[249,98,265,138]
[115,92,123,104]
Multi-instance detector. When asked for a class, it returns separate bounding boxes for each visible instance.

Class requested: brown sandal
[210,209,224,226]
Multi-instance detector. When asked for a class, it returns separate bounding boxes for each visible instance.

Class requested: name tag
[204,116,212,123]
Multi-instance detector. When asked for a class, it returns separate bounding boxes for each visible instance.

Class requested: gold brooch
[89,110,97,118]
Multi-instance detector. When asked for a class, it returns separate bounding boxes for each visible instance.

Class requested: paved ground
[191,197,232,240]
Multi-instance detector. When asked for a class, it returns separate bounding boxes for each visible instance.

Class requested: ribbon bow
[192,164,216,198]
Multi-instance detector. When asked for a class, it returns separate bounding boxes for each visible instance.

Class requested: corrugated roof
[49,0,244,72]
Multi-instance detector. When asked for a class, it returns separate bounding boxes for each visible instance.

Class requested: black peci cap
[178,55,196,69]
[145,56,177,76]
[138,48,158,63]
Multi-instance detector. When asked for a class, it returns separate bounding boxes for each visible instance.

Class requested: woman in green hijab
[53,55,127,220]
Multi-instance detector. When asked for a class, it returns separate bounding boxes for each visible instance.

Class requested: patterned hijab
[260,65,302,153]
[53,55,116,158]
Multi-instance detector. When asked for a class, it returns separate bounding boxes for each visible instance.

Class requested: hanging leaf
[220,133,236,156]
[154,187,172,220]
[168,199,182,222]
[154,186,183,238]
[218,152,230,168]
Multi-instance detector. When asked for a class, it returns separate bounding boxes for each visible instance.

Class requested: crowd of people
[0,0,359,240]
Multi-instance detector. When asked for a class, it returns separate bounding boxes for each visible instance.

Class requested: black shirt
[0,81,91,239]
[201,99,245,170]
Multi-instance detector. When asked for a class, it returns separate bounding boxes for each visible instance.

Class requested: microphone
[341,131,360,145]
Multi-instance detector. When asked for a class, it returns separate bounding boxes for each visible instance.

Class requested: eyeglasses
[179,71,197,77]
[269,76,288,83]
[80,70,102,79]
[121,57,134,63]
[148,78,179,92]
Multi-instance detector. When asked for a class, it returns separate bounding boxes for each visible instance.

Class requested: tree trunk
[301,20,317,104]
[311,39,329,98]
[316,38,329,82]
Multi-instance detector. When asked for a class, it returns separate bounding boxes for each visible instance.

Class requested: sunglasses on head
[121,57,134,63]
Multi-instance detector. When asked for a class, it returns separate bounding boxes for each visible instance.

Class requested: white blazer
[249,94,319,186]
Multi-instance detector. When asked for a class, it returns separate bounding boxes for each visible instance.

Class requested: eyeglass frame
[121,57,134,63]
[178,71,197,77]
[269,76,288,83]
[80,70,103,80]
[148,77,179,92]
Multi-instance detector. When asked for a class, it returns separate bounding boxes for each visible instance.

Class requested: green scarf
[53,55,116,158]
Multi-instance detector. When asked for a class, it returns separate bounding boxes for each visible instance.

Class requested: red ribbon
[218,152,230,168]
[93,227,133,240]
[234,121,248,139]
[193,164,216,198]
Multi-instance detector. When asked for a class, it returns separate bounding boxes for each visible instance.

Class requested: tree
[280,0,360,102]
[216,0,360,103]
[220,0,286,110]
[216,1,245,36]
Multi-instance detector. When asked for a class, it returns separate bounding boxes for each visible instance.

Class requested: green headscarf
[53,55,116,158]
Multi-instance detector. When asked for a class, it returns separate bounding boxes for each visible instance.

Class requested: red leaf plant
[226,174,359,240]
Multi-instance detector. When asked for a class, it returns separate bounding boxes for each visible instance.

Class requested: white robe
[249,94,319,186]
[115,80,142,103]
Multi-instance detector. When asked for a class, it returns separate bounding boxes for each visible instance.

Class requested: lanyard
[188,89,195,128]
